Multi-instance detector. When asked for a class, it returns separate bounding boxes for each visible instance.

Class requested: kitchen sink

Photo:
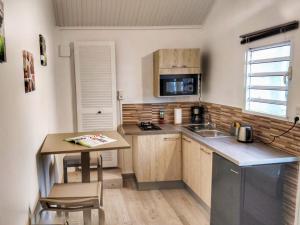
[185,124,231,138]
[195,129,230,138]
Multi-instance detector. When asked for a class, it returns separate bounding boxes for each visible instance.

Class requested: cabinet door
[182,135,201,195]
[211,154,242,225]
[158,49,200,69]
[177,49,201,68]
[190,143,201,197]
[118,135,133,174]
[200,145,213,207]
[182,136,191,184]
[133,135,156,182]
[156,134,182,181]
[158,49,177,69]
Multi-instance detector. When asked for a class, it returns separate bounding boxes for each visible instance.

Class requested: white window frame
[243,41,293,121]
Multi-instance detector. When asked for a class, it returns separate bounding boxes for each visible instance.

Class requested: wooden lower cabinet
[182,135,213,207]
[156,134,182,181]
[133,134,182,182]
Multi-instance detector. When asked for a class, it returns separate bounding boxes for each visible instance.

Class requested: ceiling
[52,0,215,27]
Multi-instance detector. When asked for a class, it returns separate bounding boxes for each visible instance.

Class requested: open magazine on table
[65,134,116,148]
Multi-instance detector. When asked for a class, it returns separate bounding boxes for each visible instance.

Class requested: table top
[40,131,130,155]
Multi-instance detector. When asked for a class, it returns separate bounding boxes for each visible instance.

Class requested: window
[245,42,292,118]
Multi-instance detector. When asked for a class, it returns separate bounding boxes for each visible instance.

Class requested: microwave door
[176,81,184,93]
[165,79,183,95]
[160,74,199,96]
[166,81,176,95]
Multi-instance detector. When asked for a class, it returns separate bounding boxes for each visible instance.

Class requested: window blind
[245,42,291,117]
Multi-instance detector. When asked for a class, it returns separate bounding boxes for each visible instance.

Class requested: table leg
[81,152,92,224]
[81,152,90,183]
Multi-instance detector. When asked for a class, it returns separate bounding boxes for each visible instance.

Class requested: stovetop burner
[138,122,162,131]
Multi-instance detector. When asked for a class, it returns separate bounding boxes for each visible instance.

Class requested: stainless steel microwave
[160,74,199,96]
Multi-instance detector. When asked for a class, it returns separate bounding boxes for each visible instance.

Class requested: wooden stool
[40,157,104,225]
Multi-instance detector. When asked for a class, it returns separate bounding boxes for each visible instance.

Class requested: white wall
[201,0,300,121]
[0,1,57,225]
[55,28,204,131]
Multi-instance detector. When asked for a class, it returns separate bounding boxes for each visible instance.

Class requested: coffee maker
[191,106,205,124]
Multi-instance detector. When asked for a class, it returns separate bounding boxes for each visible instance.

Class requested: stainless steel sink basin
[194,129,230,138]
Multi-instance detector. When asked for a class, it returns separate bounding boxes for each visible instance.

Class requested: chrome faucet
[207,114,216,129]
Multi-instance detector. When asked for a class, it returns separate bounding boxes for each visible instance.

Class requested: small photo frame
[39,34,47,66]
[0,0,6,63]
[23,50,36,93]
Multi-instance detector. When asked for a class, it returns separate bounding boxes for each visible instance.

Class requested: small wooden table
[40,131,130,183]
[40,131,130,224]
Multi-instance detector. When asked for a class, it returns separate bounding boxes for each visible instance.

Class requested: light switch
[118,90,124,100]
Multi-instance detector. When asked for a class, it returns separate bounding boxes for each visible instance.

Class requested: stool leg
[98,208,105,225]
[83,210,92,225]
[63,161,68,183]
[62,161,69,218]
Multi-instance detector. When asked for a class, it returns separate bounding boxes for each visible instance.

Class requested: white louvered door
[74,41,118,167]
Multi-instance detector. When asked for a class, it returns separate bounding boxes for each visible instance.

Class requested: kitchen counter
[121,124,299,166]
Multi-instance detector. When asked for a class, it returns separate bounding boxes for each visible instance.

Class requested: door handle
[164,138,179,141]
[230,169,239,175]
[200,147,211,155]
[182,138,191,143]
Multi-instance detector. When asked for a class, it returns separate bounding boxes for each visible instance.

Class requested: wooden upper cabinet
[154,48,201,70]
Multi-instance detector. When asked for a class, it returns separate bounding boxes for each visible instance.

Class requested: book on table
[65,134,116,148]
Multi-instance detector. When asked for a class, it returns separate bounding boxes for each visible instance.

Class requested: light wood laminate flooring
[39,171,210,225]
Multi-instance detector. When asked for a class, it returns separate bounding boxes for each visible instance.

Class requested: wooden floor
[40,171,210,225]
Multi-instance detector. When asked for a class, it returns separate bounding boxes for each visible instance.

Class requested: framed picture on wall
[0,0,6,63]
[23,50,36,93]
[39,34,47,66]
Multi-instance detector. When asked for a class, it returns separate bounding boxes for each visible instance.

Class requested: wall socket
[296,106,300,116]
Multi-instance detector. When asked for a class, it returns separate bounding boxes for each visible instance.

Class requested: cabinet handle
[97,111,102,114]
[230,169,239,175]
[200,147,211,155]
[164,138,179,141]
[182,138,191,143]
[172,65,187,68]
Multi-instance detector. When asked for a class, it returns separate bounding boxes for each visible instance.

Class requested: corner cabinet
[153,48,201,97]
[182,135,213,207]
[133,134,182,182]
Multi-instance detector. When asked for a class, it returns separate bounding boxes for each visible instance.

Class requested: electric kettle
[237,125,253,143]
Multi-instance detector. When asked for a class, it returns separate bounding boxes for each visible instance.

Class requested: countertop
[121,124,299,166]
